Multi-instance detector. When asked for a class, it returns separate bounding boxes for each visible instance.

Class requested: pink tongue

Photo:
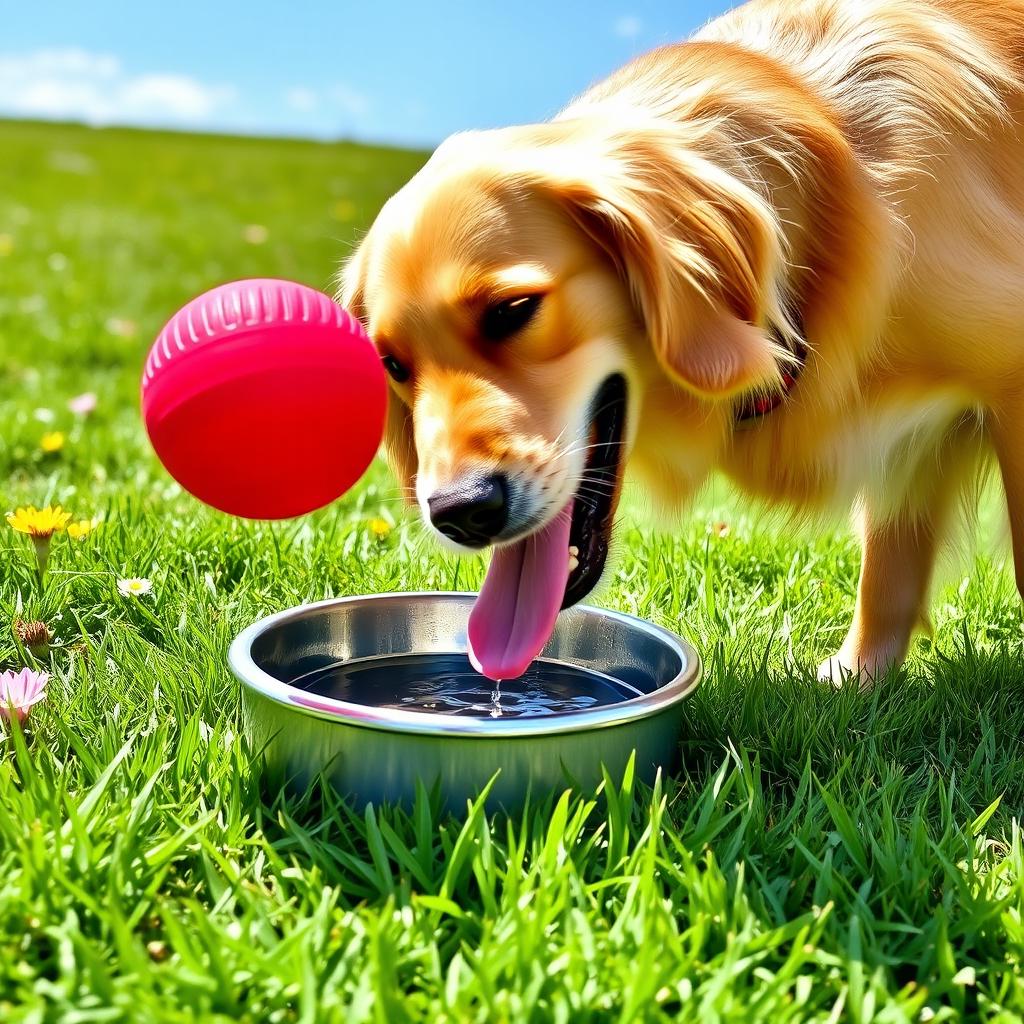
[467,502,572,681]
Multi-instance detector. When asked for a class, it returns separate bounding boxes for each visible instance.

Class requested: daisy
[68,392,97,416]
[40,432,65,454]
[7,505,71,578]
[117,577,153,598]
[0,667,48,724]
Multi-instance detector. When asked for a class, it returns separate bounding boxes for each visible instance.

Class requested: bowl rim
[228,591,702,738]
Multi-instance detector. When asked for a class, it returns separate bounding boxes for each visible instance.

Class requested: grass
[0,118,1022,1022]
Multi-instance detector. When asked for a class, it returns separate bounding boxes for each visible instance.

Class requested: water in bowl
[296,653,644,718]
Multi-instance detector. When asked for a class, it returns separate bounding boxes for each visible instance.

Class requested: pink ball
[141,279,387,520]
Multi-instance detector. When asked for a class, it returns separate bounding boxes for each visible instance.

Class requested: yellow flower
[40,432,65,454]
[331,198,356,222]
[7,505,71,539]
[368,517,392,540]
[67,519,97,540]
[8,505,70,581]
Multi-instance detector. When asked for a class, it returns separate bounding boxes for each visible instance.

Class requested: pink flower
[0,667,48,724]
[68,392,97,416]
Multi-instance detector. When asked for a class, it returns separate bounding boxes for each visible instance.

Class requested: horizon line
[0,113,437,154]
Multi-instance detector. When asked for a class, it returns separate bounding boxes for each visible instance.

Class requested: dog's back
[698,0,1024,176]
[568,0,1024,385]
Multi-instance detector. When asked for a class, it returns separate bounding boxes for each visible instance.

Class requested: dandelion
[7,505,71,579]
[67,519,97,540]
[242,224,268,245]
[0,667,48,725]
[368,517,392,540]
[40,432,65,454]
[712,522,731,538]
[13,618,51,658]
[118,577,153,598]
[7,506,71,538]
[68,392,97,416]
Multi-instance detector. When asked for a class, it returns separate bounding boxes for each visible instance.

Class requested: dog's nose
[428,473,509,547]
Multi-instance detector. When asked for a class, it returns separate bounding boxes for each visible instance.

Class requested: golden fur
[341,0,1024,680]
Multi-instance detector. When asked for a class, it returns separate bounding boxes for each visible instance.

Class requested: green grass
[1,118,1022,1022]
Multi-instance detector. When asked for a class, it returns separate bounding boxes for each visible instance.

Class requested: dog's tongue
[467,502,572,681]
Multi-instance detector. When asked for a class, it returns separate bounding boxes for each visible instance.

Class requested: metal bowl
[229,592,701,810]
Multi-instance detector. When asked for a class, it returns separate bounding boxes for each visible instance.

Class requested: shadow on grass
[678,636,1024,816]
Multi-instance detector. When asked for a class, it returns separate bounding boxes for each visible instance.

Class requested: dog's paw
[816,647,888,690]
[815,647,880,688]
[818,652,864,689]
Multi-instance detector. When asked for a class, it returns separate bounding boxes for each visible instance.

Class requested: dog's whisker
[574,478,618,495]
[550,439,628,463]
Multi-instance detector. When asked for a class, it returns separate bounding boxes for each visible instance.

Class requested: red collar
[734,327,807,425]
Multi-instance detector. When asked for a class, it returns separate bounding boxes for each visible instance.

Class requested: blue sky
[1,1,731,148]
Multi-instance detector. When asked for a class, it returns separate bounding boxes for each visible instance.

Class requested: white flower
[104,317,137,338]
[117,577,153,598]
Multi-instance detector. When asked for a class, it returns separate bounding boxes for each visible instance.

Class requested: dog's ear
[665,296,785,396]
[535,124,791,399]
[382,398,418,505]
[338,242,419,503]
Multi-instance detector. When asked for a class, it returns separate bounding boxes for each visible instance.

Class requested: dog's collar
[734,318,807,425]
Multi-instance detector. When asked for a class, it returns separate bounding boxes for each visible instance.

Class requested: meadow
[0,118,1022,1022]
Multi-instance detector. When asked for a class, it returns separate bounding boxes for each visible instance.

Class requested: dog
[339,0,1024,683]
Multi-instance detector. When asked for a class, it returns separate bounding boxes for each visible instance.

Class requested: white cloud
[282,83,369,122]
[613,15,643,39]
[0,48,236,128]
[285,86,318,112]
[118,74,234,120]
[329,84,369,117]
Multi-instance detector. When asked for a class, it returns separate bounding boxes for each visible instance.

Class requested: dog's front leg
[818,422,984,686]
[818,505,941,686]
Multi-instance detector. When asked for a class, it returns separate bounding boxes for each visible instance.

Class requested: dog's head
[339,116,790,672]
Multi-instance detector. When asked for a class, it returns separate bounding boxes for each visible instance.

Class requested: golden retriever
[340,0,1024,683]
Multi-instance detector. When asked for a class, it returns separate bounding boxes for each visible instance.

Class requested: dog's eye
[381,354,411,383]
[480,295,542,342]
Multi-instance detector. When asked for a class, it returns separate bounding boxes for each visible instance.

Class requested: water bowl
[229,592,701,810]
